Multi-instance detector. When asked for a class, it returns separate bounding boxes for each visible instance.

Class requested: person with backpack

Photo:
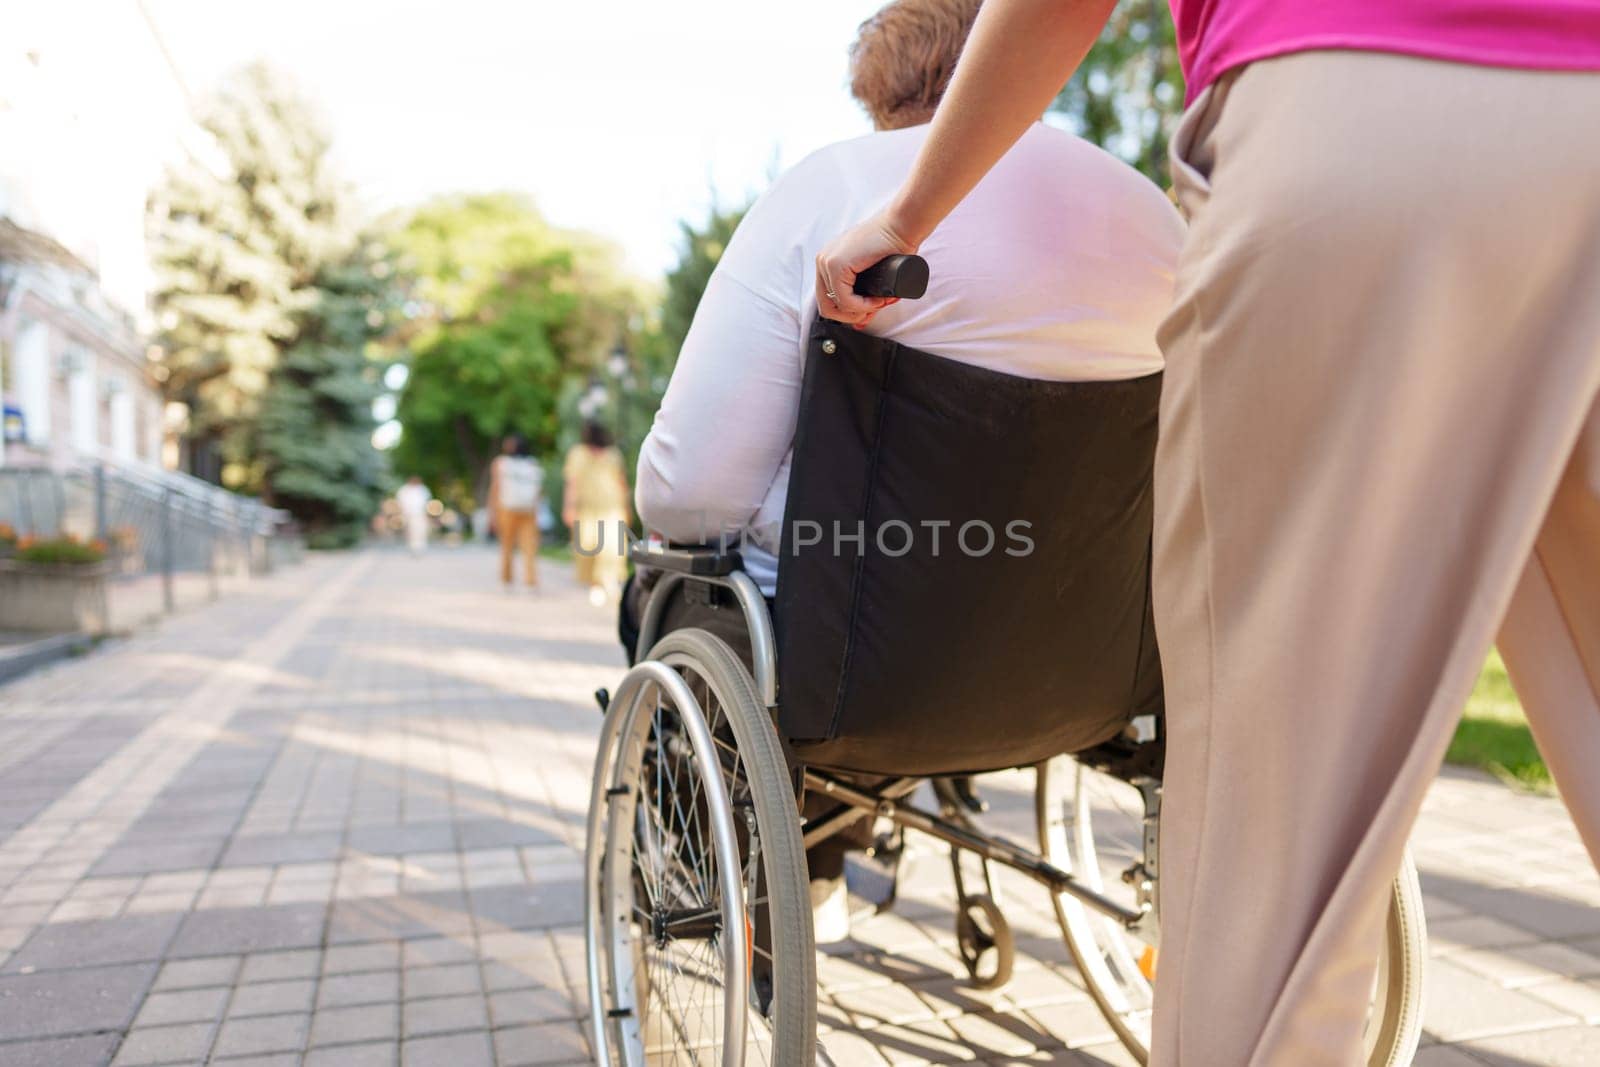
[489,435,544,590]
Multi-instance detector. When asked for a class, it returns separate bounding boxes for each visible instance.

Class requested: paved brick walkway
[0,549,1595,1066]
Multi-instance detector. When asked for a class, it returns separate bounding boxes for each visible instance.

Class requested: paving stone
[1453,941,1600,988]
[1463,1024,1600,1066]
[864,1018,974,1063]
[834,980,946,1030]
[346,822,457,856]
[212,1011,310,1057]
[402,1029,495,1067]
[153,954,240,990]
[1022,1000,1119,1051]
[404,962,481,999]
[4,913,183,972]
[310,1001,401,1046]
[0,961,157,1041]
[221,831,344,867]
[487,987,575,1027]
[93,839,226,877]
[0,1033,121,1067]
[324,940,402,974]
[1429,915,1545,957]
[319,969,401,1008]
[169,902,328,957]
[469,884,580,930]
[110,1021,216,1065]
[404,936,479,968]
[1424,958,1576,1043]
[1066,1039,1143,1065]
[306,1040,399,1066]
[327,891,474,943]
[228,977,316,1017]
[493,1020,590,1065]
[403,992,489,1036]
[1411,1047,1489,1067]
[817,1028,894,1066]
[133,984,230,1026]
[1524,977,1600,1023]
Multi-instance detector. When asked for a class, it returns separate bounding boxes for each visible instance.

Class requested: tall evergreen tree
[255,246,394,547]
[146,63,371,489]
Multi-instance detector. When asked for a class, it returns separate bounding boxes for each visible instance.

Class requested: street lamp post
[607,344,630,451]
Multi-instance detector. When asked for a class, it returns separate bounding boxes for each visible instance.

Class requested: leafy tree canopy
[1051,0,1183,187]
[386,194,646,506]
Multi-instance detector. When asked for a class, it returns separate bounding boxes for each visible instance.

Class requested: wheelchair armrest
[629,542,744,577]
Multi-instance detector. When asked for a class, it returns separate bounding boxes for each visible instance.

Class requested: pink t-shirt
[1174,0,1600,101]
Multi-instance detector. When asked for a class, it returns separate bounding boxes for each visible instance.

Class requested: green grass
[1446,649,1551,791]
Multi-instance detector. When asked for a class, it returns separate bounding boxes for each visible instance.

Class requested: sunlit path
[0,548,1595,1065]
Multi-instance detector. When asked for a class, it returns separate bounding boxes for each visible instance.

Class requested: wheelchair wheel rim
[595,660,782,1066]
[1039,755,1157,1060]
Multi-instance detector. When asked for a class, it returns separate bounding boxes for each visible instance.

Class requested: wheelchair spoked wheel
[1035,755,1427,1066]
[1036,755,1159,1060]
[586,629,815,1067]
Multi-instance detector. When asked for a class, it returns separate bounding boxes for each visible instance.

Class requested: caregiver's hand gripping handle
[852,254,929,299]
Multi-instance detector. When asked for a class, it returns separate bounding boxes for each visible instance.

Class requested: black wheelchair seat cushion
[774,320,1164,777]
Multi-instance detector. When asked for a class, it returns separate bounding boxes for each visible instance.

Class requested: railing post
[94,463,108,543]
[12,474,33,538]
[206,494,219,600]
[160,486,175,614]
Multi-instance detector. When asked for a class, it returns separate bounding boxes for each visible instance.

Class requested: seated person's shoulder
[1015,123,1181,223]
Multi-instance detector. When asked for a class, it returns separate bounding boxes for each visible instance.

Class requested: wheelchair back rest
[773,319,1164,777]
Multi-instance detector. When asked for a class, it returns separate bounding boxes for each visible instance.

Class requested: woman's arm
[816,0,1117,324]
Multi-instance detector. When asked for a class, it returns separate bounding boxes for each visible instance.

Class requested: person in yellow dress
[563,420,631,606]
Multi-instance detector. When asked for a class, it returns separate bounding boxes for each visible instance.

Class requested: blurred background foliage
[1051,0,1183,187]
[383,193,647,512]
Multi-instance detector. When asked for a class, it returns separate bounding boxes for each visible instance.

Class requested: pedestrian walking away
[490,434,544,590]
[396,475,432,556]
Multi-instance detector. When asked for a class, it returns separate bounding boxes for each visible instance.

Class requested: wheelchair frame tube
[636,570,779,706]
[804,771,1147,927]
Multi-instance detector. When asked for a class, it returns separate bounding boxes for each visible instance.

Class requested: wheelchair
[585,262,1427,1067]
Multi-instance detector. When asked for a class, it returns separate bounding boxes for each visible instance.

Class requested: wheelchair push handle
[852,254,929,300]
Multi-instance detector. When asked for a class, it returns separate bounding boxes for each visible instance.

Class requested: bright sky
[143,0,885,280]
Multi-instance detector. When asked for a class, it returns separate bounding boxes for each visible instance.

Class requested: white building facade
[0,3,200,473]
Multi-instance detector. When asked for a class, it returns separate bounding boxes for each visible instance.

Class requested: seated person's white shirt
[636,122,1184,595]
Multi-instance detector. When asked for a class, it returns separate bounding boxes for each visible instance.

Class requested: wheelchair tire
[1036,755,1427,1066]
[585,628,815,1067]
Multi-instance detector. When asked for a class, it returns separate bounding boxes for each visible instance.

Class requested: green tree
[387,194,643,507]
[1051,0,1183,186]
[147,63,353,484]
[255,245,395,547]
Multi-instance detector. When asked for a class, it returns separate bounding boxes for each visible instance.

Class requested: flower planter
[0,560,112,635]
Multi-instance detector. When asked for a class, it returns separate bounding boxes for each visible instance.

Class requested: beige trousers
[497,509,539,587]
[1152,52,1600,1066]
